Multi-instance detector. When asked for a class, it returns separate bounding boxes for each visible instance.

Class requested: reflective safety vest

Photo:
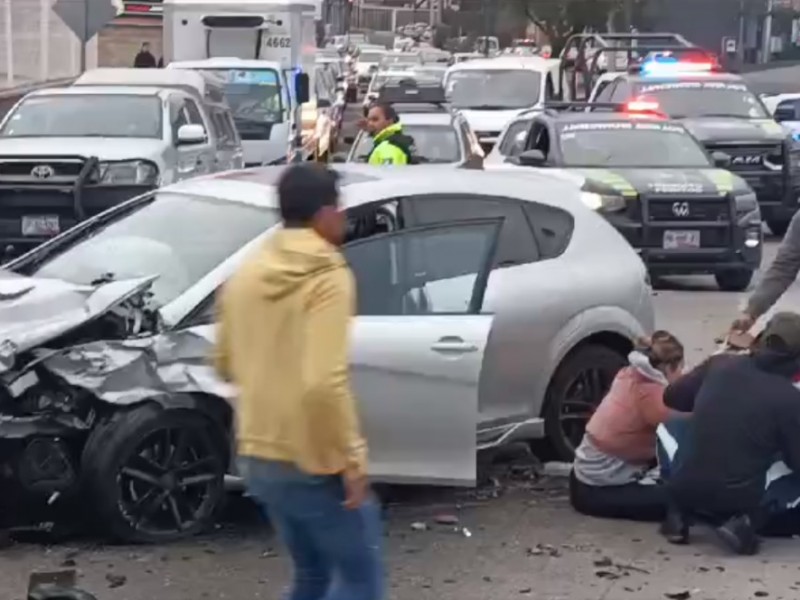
[367,123,410,166]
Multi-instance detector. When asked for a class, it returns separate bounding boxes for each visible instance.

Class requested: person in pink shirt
[570,331,686,522]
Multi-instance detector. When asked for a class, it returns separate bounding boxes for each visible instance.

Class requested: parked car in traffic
[0,165,653,543]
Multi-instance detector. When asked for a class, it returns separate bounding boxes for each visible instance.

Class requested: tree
[504,0,651,54]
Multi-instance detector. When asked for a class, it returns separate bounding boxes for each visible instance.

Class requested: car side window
[209,111,228,146]
[344,220,501,316]
[169,97,190,143]
[522,202,575,260]
[775,99,800,121]
[406,195,539,267]
[610,80,631,102]
[594,80,616,102]
[181,292,217,327]
[184,98,206,128]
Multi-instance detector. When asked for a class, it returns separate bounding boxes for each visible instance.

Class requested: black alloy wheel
[83,406,227,543]
[543,345,627,461]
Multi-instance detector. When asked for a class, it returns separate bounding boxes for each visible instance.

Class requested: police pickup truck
[566,37,798,236]
[487,103,762,291]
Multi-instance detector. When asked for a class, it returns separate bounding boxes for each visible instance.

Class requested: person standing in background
[133,42,157,68]
[214,164,383,600]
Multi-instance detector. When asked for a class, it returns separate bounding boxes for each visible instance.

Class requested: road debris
[410,522,429,532]
[433,514,459,525]
[526,543,560,557]
[105,573,127,589]
[664,589,699,599]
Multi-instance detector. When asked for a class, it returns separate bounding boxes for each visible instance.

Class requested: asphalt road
[4,108,800,599]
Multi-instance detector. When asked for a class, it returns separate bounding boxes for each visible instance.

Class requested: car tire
[82,404,227,544]
[542,345,627,461]
[715,269,754,292]
[767,219,790,237]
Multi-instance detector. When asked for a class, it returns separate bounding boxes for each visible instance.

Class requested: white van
[443,56,561,152]
[169,58,291,166]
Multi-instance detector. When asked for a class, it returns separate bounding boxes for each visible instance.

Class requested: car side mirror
[317,98,332,109]
[518,149,546,166]
[774,108,793,123]
[177,124,206,145]
[711,151,731,168]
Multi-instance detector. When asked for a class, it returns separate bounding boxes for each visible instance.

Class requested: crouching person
[659,312,800,555]
[570,332,685,521]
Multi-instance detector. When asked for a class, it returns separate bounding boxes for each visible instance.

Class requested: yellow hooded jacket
[214,228,368,477]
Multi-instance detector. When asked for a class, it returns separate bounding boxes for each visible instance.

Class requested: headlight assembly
[580,190,626,213]
[96,160,159,186]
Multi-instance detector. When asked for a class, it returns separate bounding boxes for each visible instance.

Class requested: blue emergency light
[637,51,719,76]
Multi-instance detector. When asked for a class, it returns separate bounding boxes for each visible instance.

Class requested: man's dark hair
[277,164,340,227]
[371,102,398,123]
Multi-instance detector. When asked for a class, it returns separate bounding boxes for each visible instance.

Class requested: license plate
[21,215,60,237]
[663,230,700,249]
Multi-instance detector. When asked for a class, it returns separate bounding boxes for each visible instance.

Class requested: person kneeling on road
[658,313,800,555]
[364,103,416,165]
[570,332,685,522]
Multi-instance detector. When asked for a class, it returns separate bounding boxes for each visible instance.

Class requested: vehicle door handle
[431,337,478,354]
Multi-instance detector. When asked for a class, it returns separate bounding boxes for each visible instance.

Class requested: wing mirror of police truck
[518,149,547,166]
[295,72,311,105]
[711,151,731,168]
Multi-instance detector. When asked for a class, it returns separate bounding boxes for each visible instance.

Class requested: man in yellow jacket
[214,164,382,600]
[365,103,415,166]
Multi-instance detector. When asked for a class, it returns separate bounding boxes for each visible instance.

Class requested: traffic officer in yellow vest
[364,103,415,165]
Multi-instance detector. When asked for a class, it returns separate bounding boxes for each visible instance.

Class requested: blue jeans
[657,418,800,527]
[238,457,384,600]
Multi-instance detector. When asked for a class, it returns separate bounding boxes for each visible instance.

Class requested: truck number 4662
[264,37,291,48]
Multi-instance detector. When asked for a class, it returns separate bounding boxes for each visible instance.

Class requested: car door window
[522,202,575,260]
[169,97,190,143]
[775,99,800,122]
[344,220,501,316]
[594,80,616,102]
[184,98,205,127]
[610,80,631,102]
[209,111,228,146]
[406,195,539,267]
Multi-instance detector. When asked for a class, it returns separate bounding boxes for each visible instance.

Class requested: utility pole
[762,0,774,63]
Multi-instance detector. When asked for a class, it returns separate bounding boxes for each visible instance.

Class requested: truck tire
[715,269,753,292]
[82,404,227,544]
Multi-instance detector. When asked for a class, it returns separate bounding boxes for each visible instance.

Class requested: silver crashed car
[0,165,653,543]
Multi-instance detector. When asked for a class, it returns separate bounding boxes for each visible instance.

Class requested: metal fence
[351,5,435,33]
[0,0,82,89]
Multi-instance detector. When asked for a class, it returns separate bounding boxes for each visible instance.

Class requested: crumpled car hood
[0,270,157,373]
[38,327,234,405]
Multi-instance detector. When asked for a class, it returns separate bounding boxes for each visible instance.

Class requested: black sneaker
[715,514,760,555]
[660,508,690,545]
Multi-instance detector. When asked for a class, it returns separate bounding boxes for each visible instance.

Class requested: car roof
[626,71,744,84]
[168,58,283,70]
[28,86,165,97]
[447,56,558,72]
[163,165,586,213]
[397,111,455,125]
[538,111,672,125]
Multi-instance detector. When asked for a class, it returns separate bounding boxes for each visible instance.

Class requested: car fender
[534,305,645,410]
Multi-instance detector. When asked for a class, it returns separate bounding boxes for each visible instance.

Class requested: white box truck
[162,0,319,164]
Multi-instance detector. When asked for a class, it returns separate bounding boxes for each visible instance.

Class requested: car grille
[620,194,733,249]
[705,143,785,184]
[0,157,86,183]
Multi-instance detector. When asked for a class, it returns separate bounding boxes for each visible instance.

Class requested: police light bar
[624,97,666,117]
[377,81,447,105]
[634,51,720,76]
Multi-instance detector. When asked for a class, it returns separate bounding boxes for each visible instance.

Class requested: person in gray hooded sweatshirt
[733,211,800,333]
[570,332,686,522]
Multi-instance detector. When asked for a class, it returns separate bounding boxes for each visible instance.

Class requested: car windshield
[498,118,533,156]
[381,54,420,67]
[636,81,769,119]
[202,68,283,140]
[445,69,541,109]
[353,124,460,163]
[558,121,711,168]
[0,95,161,138]
[32,192,278,310]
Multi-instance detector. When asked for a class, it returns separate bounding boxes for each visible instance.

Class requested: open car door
[344,219,501,486]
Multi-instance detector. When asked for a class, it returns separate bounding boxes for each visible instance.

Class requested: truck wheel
[542,345,626,461]
[715,269,754,292]
[82,404,227,544]
[767,219,790,237]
